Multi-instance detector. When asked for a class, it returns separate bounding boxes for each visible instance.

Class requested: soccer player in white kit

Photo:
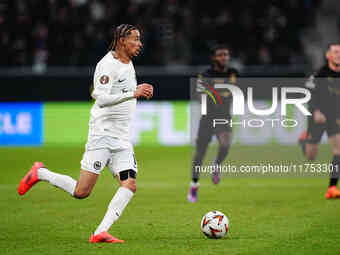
[18,24,153,243]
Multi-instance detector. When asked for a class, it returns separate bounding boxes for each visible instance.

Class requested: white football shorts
[80,136,138,176]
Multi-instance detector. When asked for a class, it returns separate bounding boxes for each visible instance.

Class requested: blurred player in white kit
[18,24,153,243]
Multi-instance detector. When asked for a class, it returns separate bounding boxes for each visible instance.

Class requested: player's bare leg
[325,134,340,199]
[90,170,136,243]
[212,131,231,184]
[298,130,319,160]
[305,143,319,161]
[73,170,98,198]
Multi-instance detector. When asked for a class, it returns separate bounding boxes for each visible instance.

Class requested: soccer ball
[200,211,229,239]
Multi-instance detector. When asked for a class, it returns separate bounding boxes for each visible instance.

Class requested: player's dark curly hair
[327,43,340,50]
[108,24,138,51]
[210,44,230,56]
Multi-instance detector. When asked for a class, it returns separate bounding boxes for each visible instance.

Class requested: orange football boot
[325,185,340,199]
[18,162,43,195]
[89,232,124,243]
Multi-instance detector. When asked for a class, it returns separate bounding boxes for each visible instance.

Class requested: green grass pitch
[1,144,340,255]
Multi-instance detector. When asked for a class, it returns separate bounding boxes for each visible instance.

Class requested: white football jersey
[88,51,137,141]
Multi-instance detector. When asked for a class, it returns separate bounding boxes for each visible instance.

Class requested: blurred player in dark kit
[188,45,239,203]
[299,43,340,199]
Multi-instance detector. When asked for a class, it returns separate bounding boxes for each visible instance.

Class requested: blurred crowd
[0,0,321,68]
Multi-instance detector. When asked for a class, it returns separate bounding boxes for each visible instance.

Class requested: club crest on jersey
[94,161,102,170]
[100,75,109,84]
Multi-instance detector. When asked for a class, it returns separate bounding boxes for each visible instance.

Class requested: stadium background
[2,0,338,146]
[2,1,340,255]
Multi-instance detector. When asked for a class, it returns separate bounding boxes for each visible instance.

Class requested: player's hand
[314,109,326,124]
[134,83,153,100]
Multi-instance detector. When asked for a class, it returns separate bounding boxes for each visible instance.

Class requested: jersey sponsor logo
[118,78,126,83]
[100,75,109,84]
[122,88,129,93]
[94,161,102,170]
[230,73,237,84]
[198,79,224,105]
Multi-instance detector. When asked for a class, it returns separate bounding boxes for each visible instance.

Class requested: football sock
[192,168,200,183]
[38,168,76,196]
[94,187,134,235]
[329,155,340,187]
[192,144,208,182]
[215,145,230,165]
[300,139,307,155]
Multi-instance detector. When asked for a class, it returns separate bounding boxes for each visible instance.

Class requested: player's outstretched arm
[135,83,153,100]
